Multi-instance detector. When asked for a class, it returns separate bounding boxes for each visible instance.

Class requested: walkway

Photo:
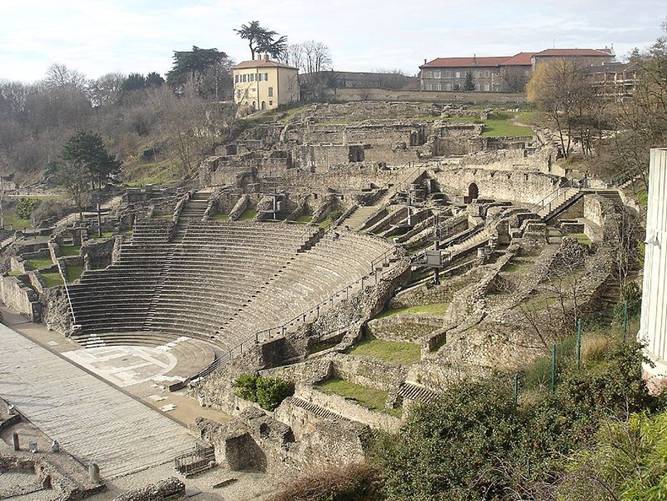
[0,323,195,479]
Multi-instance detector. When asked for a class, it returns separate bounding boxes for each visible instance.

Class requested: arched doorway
[465,183,479,203]
[261,101,267,110]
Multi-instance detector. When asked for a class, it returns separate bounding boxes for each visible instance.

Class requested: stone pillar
[639,148,667,389]
[12,432,19,451]
[89,463,100,483]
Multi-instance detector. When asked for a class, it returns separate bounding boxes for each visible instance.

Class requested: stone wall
[432,167,564,205]
[330,353,407,391]
[81,237,115,270]
[112,477,185,501]
[296,384,401,431]
[323,88,527,104]
[0,276,41,321]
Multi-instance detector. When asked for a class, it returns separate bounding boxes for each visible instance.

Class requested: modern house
[419,48,615,92]
[232,55,300,112]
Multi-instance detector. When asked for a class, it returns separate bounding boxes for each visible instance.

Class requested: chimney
[424,58,427,65]
[264,53,269,62]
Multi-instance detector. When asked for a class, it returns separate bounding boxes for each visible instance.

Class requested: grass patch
[481,119,533,137]
[3,211,32,230]
[60,245,81,256]
[213,212,229,222]
[570,232,592,247]
[124,159,181,187]
[40,272,63,287]
[239,208,257,221]
[27,257,54,270]
[316,378,401,417]
[7,270,23,277]
[66,264,83,283]
[294,213,312,224]
[348,336,421,365]
[376,302,449,319]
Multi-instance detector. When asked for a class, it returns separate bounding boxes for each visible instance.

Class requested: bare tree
[286,40,332,74]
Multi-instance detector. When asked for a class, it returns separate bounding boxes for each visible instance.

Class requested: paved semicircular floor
[0,324,195,479]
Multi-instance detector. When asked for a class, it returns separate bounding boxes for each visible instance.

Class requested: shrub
[16,197,40,219]
[270,463,383,501]
[256,377,294,411]
[371,341,656,500]
[233,373,258,401]
[233,374,294,411]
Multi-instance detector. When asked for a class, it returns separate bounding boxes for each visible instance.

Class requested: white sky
[0,0,663,82]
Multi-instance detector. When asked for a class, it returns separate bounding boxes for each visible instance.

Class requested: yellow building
[232,55,300,113]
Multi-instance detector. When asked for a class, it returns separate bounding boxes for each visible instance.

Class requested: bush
[233,373,258,401]
[270,463,383,501]
[233,374,294,411]
[256,377,294,411]
[16,197,40,219]
[371,341,657,500]
[559,411,667,500]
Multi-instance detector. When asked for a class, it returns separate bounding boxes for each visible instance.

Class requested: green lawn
[376,302,449,319]
[213,212,229,222]
[318,217,334,230]
[239,208,257,221]
[40,272,63,287]
[27,257,54,270]
[481,119,533,137]
[60,245,81,256]
[316,378,401,417]
[348,336,421,365]
[66,264,83,283]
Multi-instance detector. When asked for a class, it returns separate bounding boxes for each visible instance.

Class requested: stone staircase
[287,396,348,421]
[397,382,440,405]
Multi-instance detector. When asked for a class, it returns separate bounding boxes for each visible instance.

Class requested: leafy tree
[62,130,121,189]
[234,20,287,60]
[463,70,475,91]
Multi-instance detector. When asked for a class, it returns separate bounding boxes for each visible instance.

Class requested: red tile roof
[420,56,512,69]
[533,48,613,57]
[499,52,536,66]
[233,59,298,70]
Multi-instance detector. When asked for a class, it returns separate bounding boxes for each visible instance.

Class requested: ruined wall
[324,88,527,104]
[0,276,41,321]
[433,167,564,204]
[331,354,407,391]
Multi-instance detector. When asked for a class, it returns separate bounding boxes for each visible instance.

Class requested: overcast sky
[1,0,663,82]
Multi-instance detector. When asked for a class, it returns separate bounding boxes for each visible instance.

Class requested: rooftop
[533,48,614,57]
[233,59,298,71]
[420,56,513,69]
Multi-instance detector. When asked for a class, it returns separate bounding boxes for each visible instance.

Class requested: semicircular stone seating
[68,203,397,354]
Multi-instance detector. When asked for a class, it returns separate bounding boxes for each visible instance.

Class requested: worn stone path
[0,323,195,479]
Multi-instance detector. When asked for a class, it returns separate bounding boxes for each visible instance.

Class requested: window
[234,75,239,83]
[268,87,273,97]
[455,71,461,78]
[242,74,247,83]
[264,73,269,80]
[250,74,255,82]
[269,100,273,106]
[433,71,441,79]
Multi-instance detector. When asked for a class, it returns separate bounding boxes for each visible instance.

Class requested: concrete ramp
[0,324,195,479]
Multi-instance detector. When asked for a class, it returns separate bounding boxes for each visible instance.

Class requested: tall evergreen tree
[61,131,121,189]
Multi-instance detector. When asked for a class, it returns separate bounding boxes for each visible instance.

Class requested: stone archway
[465,183,479,203]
